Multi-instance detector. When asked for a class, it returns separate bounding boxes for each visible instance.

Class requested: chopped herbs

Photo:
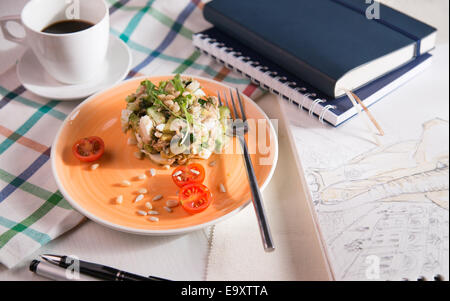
[121,74,230,165]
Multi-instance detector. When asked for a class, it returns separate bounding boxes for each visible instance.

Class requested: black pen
[40,254,169,281]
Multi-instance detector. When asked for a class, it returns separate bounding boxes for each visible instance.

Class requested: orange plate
[51,75,278,235]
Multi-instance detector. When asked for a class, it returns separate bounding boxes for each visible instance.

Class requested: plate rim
[17,34,132,101]
[51,74,279,235]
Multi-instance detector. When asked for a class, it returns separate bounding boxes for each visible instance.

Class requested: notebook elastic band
[331,0,421,56]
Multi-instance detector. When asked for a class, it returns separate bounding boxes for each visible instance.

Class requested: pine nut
[121,180,131,187]
[138,188,148,194]
[137,210,147,216]
[166,199,179,208]
[164,99,174,107]
[152,194,163,201]
[173,170,182,177]
[134,194,144,203]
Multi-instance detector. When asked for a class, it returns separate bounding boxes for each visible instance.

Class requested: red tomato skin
[178,183,212,214]
[171,163,205,187]
[72,136,105,162]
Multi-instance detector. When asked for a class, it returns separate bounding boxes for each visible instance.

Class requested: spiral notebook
[193,27,433,126]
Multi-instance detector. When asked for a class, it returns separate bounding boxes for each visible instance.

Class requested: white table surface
[0,0,448,281]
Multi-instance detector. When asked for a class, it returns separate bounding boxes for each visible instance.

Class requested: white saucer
[17,34,132,100]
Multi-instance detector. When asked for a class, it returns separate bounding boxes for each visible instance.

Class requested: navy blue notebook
[193,27,432,126]
[203,0,437,98]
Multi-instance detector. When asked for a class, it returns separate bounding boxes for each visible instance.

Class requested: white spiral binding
[319,104,336,123]
[278,79,294,102]
[309,99,326,117]
[299,92,311,110]
[272,76,282,95]
[262,70,273,91]
[282,82,296,104]
[218,44,229,64]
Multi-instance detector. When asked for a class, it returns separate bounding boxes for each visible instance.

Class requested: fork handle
[238,135,275,252]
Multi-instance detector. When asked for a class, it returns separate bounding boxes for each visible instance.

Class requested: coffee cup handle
[0,15,27,46]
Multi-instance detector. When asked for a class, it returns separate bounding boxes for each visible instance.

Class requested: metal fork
[217,88,275,252]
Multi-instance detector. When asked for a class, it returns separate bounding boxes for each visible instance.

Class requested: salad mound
[121,74,230,166]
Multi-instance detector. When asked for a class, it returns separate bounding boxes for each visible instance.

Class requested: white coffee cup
[0,0,109,84]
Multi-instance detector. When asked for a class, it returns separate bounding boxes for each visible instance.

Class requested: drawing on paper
[307,118,449,280]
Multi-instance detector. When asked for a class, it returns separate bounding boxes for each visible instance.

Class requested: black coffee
[42,20,94,34]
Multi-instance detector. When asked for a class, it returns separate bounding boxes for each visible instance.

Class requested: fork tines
[217,88,247,121]
[230,88,247,122]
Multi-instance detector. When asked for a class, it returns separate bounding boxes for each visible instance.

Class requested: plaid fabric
[0,0,263,269]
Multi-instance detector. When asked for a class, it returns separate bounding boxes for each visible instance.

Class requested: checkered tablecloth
[0,0,262,269]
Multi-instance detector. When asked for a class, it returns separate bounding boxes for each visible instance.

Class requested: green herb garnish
[171,74,184,92]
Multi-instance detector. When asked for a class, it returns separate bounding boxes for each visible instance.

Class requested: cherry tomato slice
[72,136,105,162]
[179,183,212,214]
[171,163,205,187]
